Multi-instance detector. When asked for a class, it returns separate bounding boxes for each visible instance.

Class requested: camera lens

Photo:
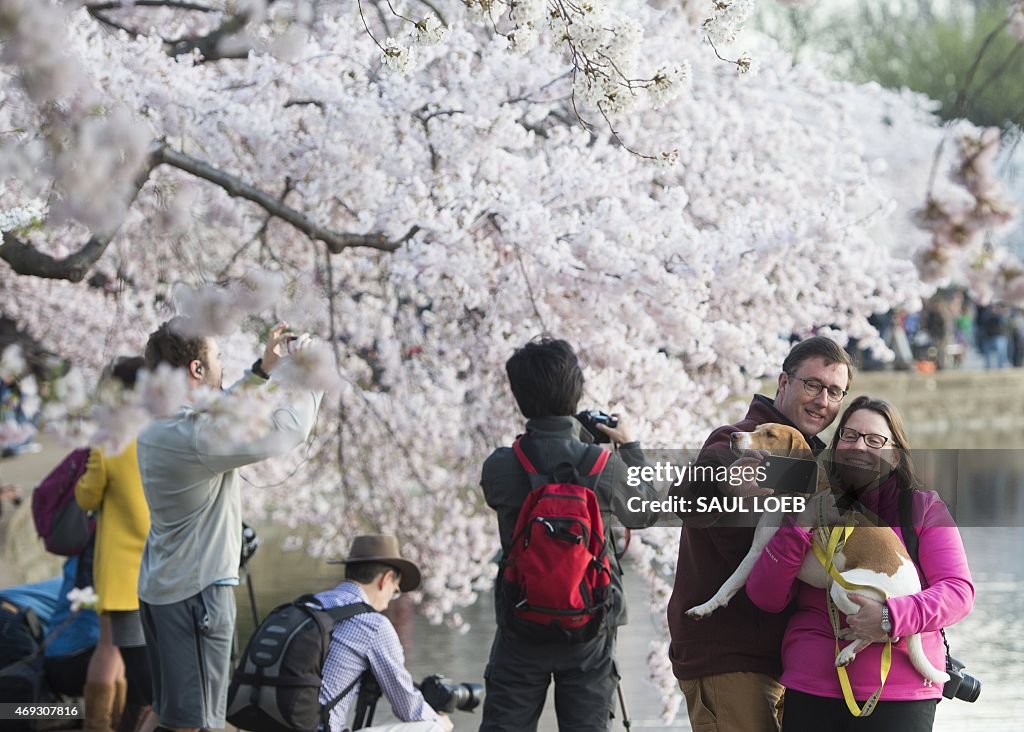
[955,673,981,703]
[449,682,483,712]
[419,675,484,713]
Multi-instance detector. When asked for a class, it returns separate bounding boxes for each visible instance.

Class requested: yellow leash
[813,507,892,717]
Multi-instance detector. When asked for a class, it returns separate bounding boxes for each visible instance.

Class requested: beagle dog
[684,422,947,684]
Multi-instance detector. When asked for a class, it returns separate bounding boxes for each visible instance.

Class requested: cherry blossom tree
[1,0,1021,719]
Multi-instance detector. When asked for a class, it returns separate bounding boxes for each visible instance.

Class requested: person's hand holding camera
[594,412,635,447]
[260,323,313,374]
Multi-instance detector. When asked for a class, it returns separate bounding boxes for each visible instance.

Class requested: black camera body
[419,674,483,714]
[575,410,618,444]
[943,656,981,702]
[239,522,260,570]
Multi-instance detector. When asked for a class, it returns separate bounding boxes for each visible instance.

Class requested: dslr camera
[575,410,618,444]
[239,522,260,570]
[419,674,484,714]
[943,656,981,702]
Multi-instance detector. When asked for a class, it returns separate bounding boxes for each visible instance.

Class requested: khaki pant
[680,672,784,732]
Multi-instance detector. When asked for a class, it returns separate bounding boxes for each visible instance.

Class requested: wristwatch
[880,604,893,635]
[251,358,270,380]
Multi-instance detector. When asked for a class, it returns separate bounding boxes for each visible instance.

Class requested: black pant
[782,689,937,732]
[480,629,618,732]
[120,644,153,705]
[44,648,93,697]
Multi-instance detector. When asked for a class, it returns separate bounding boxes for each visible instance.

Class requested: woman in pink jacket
[747,396,974,731]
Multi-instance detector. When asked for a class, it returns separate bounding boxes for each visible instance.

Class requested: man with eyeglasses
[316,534,453,732]
[666,336,853,732]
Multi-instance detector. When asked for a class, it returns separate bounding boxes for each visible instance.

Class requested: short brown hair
[782,336,854,388]
[144,318,209,371]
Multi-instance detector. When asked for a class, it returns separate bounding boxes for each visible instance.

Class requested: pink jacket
[746,478,974,701]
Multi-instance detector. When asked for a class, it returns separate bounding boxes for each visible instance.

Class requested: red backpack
[498,437,613,643]
[31,448,94,556]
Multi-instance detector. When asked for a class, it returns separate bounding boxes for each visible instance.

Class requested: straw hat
[327,534,421,592]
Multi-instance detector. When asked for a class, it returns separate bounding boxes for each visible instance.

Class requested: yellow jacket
[75,442,149,612]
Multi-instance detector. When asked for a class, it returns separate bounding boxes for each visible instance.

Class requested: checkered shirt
[315,581,438,732]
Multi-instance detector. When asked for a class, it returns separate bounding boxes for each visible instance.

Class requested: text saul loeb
[626,494,808,514]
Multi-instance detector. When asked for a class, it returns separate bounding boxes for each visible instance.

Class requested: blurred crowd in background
[856,290,1024,372]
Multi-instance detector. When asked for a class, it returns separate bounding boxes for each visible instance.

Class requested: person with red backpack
[480,337,661,731]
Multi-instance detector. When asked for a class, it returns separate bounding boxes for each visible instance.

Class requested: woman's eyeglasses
[838,427,890,449]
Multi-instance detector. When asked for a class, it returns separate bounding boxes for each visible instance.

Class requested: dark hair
[345,561,399,585]
[505,337,584,418]
[144,318,209,372]
[827,395,918,491]
[105,356,146,389]
[782,336,855,388]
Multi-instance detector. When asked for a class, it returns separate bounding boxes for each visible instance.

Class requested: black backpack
[0,600,44,669]
[227,594,374,732]
[0,654,66,732]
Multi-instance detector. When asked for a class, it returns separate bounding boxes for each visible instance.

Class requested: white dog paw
[685,603,717,620]
[835,647,858,667]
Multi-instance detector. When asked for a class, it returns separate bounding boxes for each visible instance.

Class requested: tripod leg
[616,678,631,730]
[245,571,259,627]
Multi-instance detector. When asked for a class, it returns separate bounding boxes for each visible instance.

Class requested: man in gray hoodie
[137,320,322,732]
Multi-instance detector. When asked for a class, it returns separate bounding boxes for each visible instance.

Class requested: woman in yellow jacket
[76,357,153,732]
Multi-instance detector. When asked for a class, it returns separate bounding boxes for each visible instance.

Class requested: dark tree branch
[87,8,142,39]
[166,9,252,59]
[413,0,447,26]
[161,1,281,59]
[283,99,326,111]
[85,1,218,11]
[0,235,113,283]
[0,158,156,282]
[2,139,418,282]
[152,144,419,253]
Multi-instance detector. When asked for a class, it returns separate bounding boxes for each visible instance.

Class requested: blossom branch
[217,178,296,279]
[2,143,418,281]
[151,144,420,253]
[0,158,156,282]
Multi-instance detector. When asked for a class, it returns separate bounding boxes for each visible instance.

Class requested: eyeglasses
[391,571,402,600]
[838,427,890,449]
[790,375,848,403]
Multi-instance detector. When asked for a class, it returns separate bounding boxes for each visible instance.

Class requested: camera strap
[898,489,954,668]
